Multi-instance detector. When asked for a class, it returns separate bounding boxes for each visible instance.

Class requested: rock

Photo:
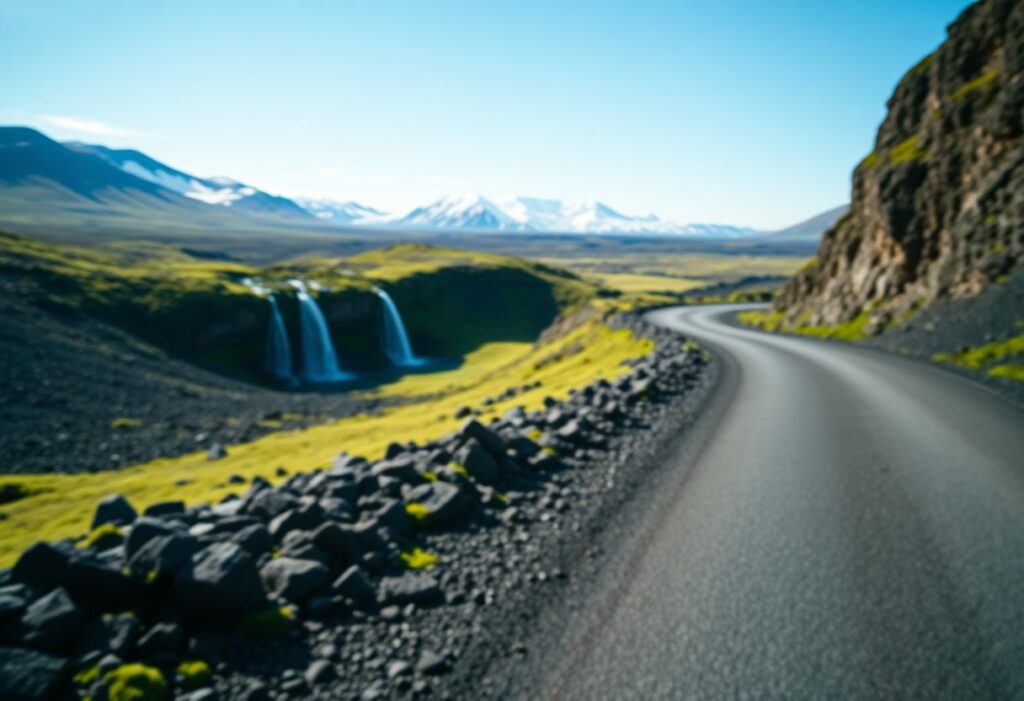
[65,558,139,613]
[125,517,180,559]
[245,489,300,521]
[387,660,411,678]
[311,522,364,562]
[404,482,468,527]
[0,587,28,625]
[454,406,472,419]
[305,659,335,685]
[0,646,68,701]
[207,444,228,460]
[268,503,324,540]
[557,419,584,443]
[128,533,200,581]
[371,455,419,483]
[455,440,499,485]
[415,649,450,675]
[260,558,329,602]
[142,501,185,518]
[231,524,274,556]
[10,542,72,591]
[174,543,264,619]
[333,565,375,602]
[179,689,218,701]
[379,574,441,605]
[20,587,83,653]
[137,622,183,656]
[372,499,413,534]
[91,494,137,530]
[460,419,506,456]
[72,613,139,659]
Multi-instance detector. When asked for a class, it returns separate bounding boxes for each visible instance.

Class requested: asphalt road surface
[540,304,1024,700]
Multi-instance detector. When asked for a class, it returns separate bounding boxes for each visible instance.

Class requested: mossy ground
[738,309,871,341]
[0,302,651,564]
[932,334,1024,380]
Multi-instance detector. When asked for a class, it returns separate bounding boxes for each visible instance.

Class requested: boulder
[206,444,228,460]
[128,533,201,581]
[72,613,139,659]
[65,558,139,613]
[142,501,185,518]
[173,543,264,619]
[269,503,324,540]
[332,565,375,602]
[371,455,419,483]
[460,419,506,457]
[245,490,300,521]
[260,558,329,602]
[311,522,363,562]
[20,587,83,653]
[90,494,137,530]
[455,440,499,485]
[415,649,450,675]
[404,482,468,528]
[379,574,441,606]
[0,646,68,701]
[125,517,181,559]
[0,586,28,625]
[372,500,413,534]
[230,524,274,556]
[10,542,72,592]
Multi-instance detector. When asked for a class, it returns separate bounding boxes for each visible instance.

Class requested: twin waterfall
[293,282,349,383]
[375,287,422,367]
[250,279,420,385]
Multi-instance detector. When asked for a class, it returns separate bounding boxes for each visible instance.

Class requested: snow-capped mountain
[388,193,528,232]
[343,192,760,237]
[65,143,311,220]
[293,197,386,225]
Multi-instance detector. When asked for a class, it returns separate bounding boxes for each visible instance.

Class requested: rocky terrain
[0,314,711,701]
[777,0,1023,329]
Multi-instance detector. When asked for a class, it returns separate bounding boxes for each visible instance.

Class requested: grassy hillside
[0,299,652,565]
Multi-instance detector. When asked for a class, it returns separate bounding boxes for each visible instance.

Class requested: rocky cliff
[776,0,1024,330]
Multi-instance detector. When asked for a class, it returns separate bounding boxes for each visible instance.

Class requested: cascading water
[265,294,295,382]
[374,287,422,367]
[291,280,350,382]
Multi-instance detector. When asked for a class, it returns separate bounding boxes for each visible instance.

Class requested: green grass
[859,151,881,170]
[950,69,999,102]
[0,304,652,565]
[888,135,927,164]
[399,547,438,569]
[104,663,167,701]
[738,309,871,341]
[988,364,1024,382]
[176,660,212,690]
[932,334,1024,369]
[908,53,934,76]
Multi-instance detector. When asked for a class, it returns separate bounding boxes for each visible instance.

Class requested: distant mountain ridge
[67,142,311,220]
[0,125,843,241]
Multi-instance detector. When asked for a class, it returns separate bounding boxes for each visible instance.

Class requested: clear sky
[1,0,972,229]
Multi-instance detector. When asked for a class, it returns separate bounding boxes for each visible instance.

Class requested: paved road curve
[541,304,1024,700]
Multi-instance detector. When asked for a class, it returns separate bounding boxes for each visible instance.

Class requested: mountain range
[0,125,844,240]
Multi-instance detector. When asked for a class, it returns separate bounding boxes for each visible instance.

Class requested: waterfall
[265,295,295,382]
[374,287,421,367]
[292,281,349,382]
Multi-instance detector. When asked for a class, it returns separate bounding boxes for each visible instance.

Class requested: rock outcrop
[777,0,1024,329]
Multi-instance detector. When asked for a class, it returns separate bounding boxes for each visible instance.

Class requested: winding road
[540,304,1024,700]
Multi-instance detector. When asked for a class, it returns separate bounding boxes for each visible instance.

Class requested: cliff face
[776,0,1024,330]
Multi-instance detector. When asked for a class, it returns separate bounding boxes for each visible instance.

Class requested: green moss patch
[83,522,124,549]
[104,663,167,701]
[932,334,1024,369]
[399,547,438,569]
[950,69,999,102]
[988,364,1024,382]
[176,660,212,690]
[888,135,927,164]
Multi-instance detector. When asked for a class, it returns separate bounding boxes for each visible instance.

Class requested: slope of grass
[586,272,704,294]
[932,334,1024,370]
[0,306,652,565]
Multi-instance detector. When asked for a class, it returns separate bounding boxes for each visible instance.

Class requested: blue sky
[2,0,971,228]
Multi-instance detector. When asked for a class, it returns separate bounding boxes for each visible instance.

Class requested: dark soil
[865,268,1024,408]
[0,277,388,475]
